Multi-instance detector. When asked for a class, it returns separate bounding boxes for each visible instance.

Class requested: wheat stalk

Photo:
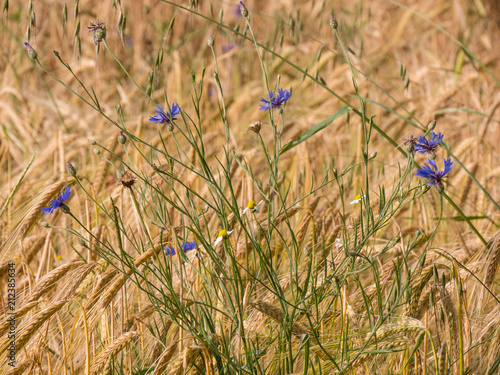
[27,261,83,302]
[90,331,140,375]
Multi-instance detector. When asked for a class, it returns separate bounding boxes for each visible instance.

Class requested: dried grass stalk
[90,331,140,375]
[5,300,66,353]
[164,346,202,375]
[151,340,179,375]
[485,231,500,287]
[0,300,41,337]
[27,261,83,302]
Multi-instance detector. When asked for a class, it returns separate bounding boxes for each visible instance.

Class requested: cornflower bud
[207,35,215,47]
[435,181,445,194]
[66,161,77,177]
[117,131,127,144]
[24,42,37,60]
[428,120,436,132]
[329,16,338,30]
[239,1,248,18]
[60,204,71,214]
[88,139,97,145]
[95,27,106,43]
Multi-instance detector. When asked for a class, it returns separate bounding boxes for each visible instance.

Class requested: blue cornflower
[415,158,454,192]
[40,186,71,215]
[163,240,197,256]
[414,132,444,155]
[149,104,181,125]
[259,88,291,111]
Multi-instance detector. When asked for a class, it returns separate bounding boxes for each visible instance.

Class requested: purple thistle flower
[259,88,291,111]
[163,240,197,256]
[40,186,71,215]
[414,132,444,154]
[415,158,454,190]
[149,104,181,125]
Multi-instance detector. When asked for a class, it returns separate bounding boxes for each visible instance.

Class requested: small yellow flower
[56,255,63,261]
[214,229,233,246]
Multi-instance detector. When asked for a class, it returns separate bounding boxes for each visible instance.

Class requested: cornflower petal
[163,240,197,256]
[149,103,181,125]
[40,186,71,215]
[181,241,197,252]
[259,88,291,111]
[414,132,444,154]
[415,158,454,186]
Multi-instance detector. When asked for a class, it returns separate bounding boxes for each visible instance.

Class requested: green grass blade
[279,106,350,155]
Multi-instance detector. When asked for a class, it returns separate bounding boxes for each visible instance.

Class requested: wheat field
[1,0,500,373]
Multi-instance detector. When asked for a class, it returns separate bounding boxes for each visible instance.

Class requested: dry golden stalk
[405,265,435,317]
[55,262,97,301]
[485,231,500,287]
[27,261,83,302]
[150,321,178,363]
[93,247,159,315]
[7,300,66,353]
[294,213,313,247]
[258,205,301,231]
[232,178,243,205]
[5,358,34,375]
[227,212,237,228]
[151,340,179,375]
[303,219,323,256]
[164,346,202,375]
[16,235,45,267]
[438,343,447,375]
[458,162,478,204]
[374,317,425,341]
[0,300,41,337]
[250,301,310,338]
[90,331,140,375]
[75,262,103,297]
[439,282,459,364]
[125,304,156,330]
[322,224,342,247]
[90,224,104,259]
[250,300,330,360]
[414,285,435,319]
[93,136,117,195]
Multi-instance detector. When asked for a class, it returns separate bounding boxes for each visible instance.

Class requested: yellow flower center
[57,255,63,261]
[247,200,256,209]
[218,229,228,237]
[355,194,361,200]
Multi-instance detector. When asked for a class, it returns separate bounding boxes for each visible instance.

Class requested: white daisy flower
[335,238,344,249]
[214,229,233,246]
[242,199,263,214]
[350,194,365,205]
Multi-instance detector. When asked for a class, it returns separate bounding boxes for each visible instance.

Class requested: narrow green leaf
[279,106,350,155]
